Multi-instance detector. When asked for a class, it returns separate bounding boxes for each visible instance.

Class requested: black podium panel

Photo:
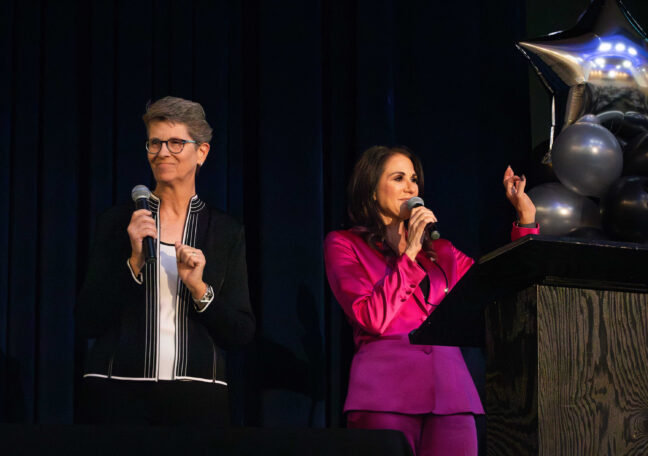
[409,235,648,347]
[408,236,648,454]
[478,235,648,292]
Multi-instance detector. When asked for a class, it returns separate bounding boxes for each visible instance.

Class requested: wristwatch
[192,284,214,310]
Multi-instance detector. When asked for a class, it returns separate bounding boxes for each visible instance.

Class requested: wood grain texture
[486,284,648,455]
[537,286,648,455]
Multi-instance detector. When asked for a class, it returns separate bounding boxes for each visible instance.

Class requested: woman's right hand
[503,166,536,224]
[127,209,157,274]
[404,206,437,262]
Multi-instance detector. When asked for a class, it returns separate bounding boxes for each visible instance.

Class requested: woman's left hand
[503,166,536,225]
[175,242,207,300]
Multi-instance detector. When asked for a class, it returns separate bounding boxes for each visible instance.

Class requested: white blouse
[158,242,178,380]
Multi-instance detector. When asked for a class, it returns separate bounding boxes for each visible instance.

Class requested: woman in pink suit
[324,146,538,456]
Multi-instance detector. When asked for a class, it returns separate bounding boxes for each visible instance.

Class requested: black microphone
[131,185,156,264]
[406,197,441,240]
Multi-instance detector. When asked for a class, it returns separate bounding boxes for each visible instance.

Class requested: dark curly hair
[347,145,436,259]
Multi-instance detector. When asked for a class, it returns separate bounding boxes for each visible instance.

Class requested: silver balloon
[552,121,623,196]
[516,0,648,141]
[578,114,600,124]
[528,183,601,236]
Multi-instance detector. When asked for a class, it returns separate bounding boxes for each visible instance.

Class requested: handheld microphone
[131,185,156,264]
[406,197,441,240]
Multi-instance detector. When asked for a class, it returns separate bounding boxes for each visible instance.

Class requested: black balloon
[624,132,648,176]
[623,111,648,131]
[601,176,648,242]
[596,110,624,125]
[597,110,646,143]
[567,226,610,240]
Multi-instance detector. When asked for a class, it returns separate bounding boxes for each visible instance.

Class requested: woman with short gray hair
[77,96,255,425]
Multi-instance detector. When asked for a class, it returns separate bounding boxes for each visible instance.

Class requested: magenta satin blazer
[324,223,539,415]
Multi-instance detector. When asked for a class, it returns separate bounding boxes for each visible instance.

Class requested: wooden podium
[410,235,648,455]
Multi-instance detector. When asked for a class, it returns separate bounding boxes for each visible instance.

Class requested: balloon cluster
[518,0,648,243]
[529,113,648,242]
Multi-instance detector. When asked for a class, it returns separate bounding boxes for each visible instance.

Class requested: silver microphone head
[131,185,151,202]
[406,197,425,210]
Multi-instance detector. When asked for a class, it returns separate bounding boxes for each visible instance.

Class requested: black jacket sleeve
[195,224,255,349]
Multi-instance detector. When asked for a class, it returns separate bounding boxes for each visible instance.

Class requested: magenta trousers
[347,411,477,456]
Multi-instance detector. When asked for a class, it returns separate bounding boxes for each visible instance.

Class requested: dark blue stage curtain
[4,0,647,436]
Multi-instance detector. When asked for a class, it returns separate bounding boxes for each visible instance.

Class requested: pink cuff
[396,253,428,285]
[511,222,539,242]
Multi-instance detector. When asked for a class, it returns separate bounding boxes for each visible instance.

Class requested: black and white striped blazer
[76,194,255,383]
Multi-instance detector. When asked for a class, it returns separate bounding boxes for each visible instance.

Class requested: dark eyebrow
[387,171,417,178]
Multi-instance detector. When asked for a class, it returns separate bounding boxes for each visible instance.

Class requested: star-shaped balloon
[517,0,648,151]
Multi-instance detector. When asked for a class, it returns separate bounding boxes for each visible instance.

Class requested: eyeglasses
[146,138,197,155]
